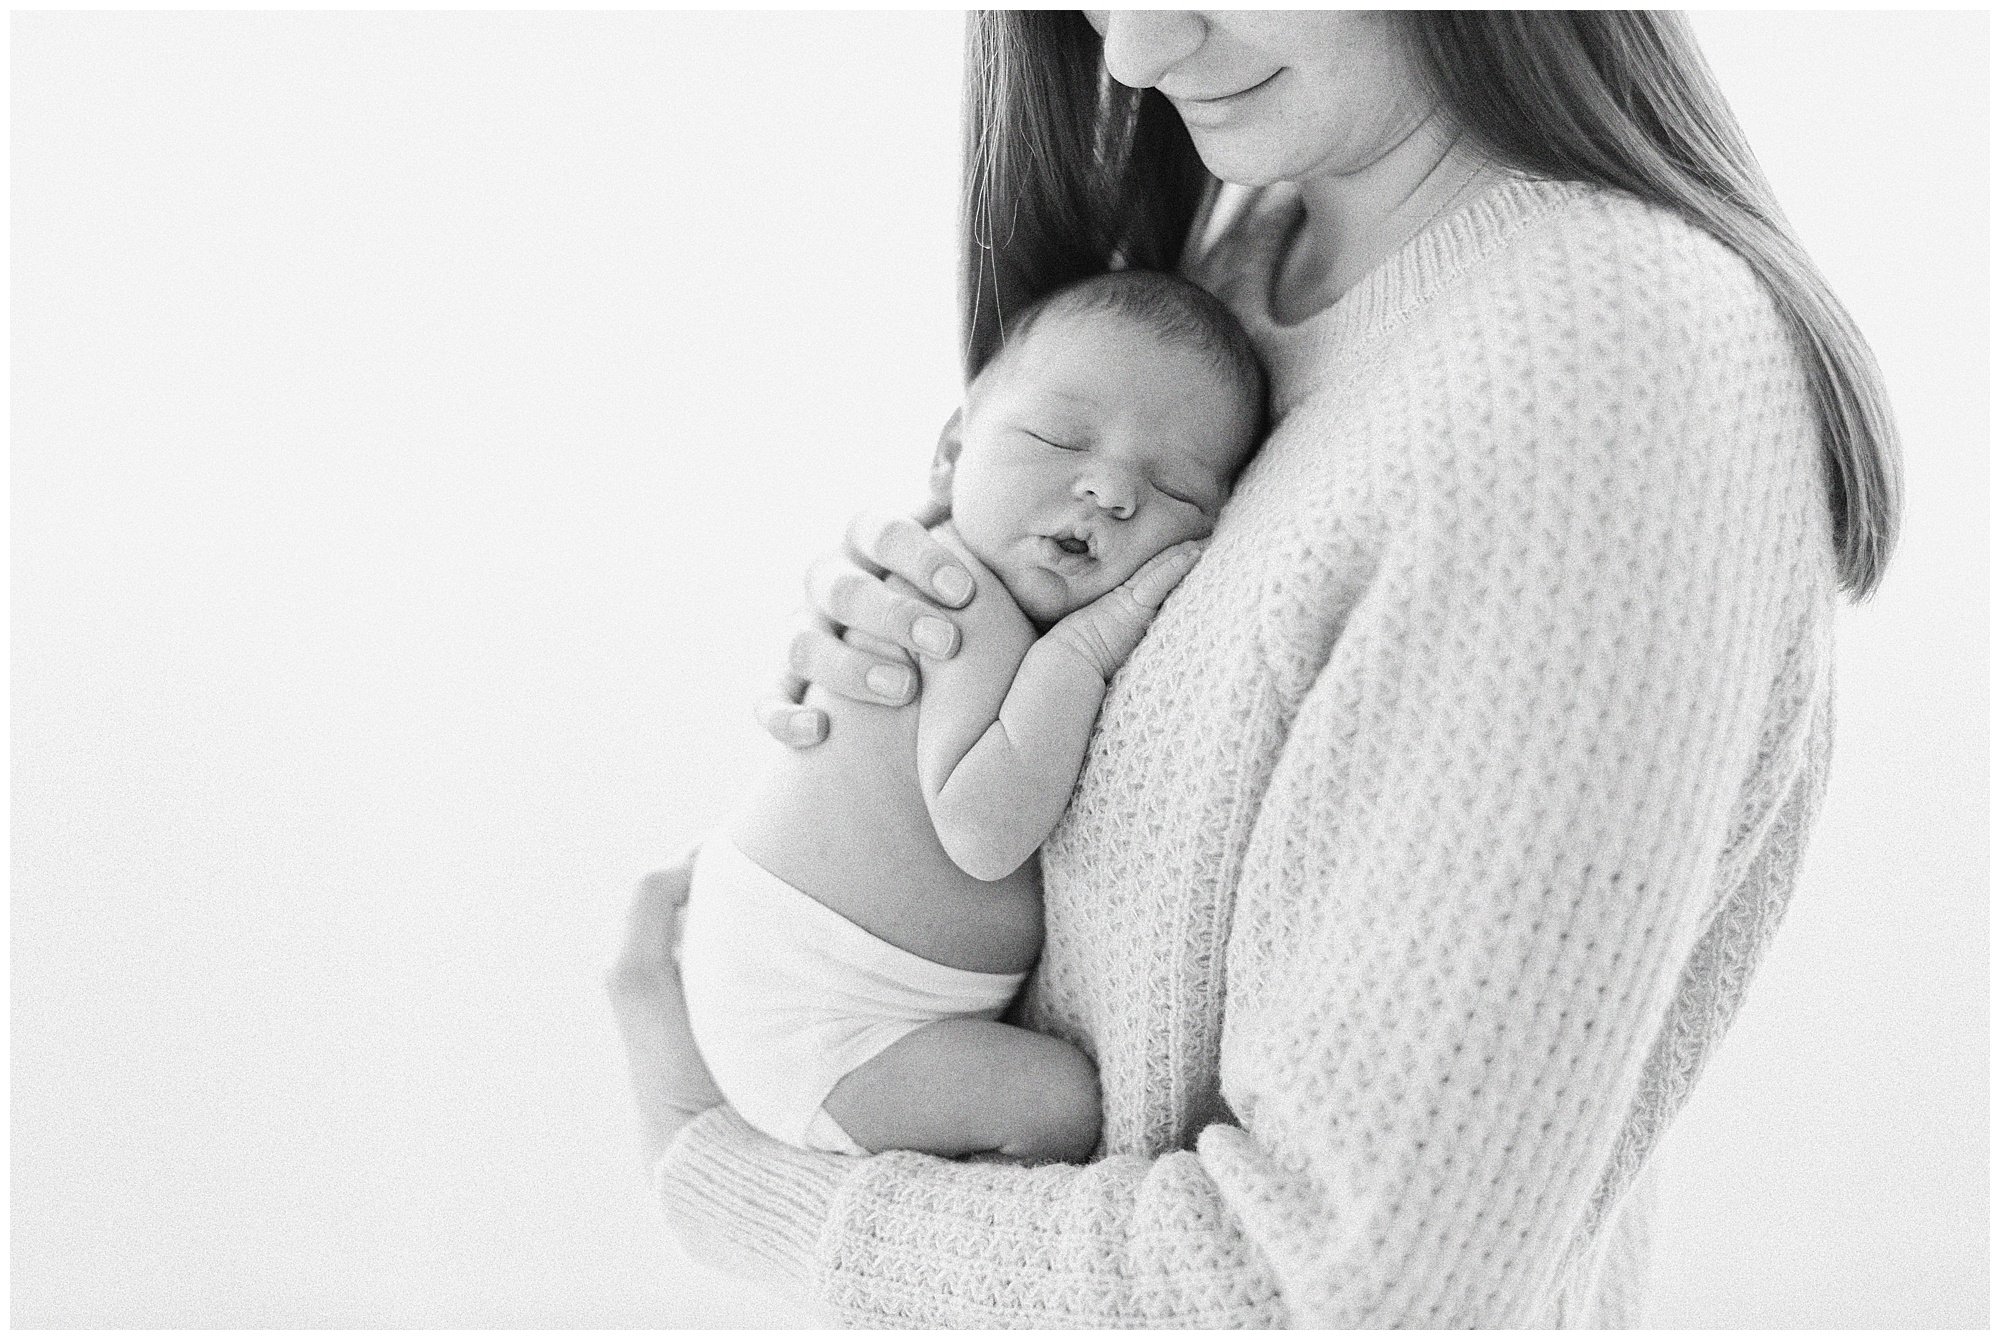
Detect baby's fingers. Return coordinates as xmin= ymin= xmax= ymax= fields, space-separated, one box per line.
xmin=1124 ymin=540 xmax=1207 ymax=610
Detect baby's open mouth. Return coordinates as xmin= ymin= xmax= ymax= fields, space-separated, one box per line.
xmin=1042 ymin=529 xmax=1098 ymax=573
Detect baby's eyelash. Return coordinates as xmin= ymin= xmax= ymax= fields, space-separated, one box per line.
xmin=1026 ymin=431 xmax=1081 ymax=452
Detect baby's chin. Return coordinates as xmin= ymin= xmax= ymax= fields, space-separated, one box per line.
xmin=997 ymin=561 xmax=1105 ymax=629
xmin=955 ymin=528 xmax=1136 ymax=626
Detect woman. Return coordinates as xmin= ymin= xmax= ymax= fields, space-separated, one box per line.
xmin=610 ymin=11 xmax=1898 ymax=1327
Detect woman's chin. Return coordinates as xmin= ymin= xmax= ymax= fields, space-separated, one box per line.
xmin=1181 ymin=130 xmax=1290 ymax=188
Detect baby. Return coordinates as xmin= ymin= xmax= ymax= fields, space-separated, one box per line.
xmin=683 ymin=270 xmax=1265 ymax=1162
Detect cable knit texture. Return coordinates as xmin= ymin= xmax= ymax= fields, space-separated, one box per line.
xmin=656 ymin=177 xmax=1838 ymax=1327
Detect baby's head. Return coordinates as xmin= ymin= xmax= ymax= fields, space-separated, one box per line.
xmin=938 ymin=270 xmax=1266 ymax=626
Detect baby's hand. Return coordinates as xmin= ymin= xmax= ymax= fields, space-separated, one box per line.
xmin=1047 ymin=540 xmax=1205 ymax=681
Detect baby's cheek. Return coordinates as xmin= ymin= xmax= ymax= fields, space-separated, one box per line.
xmin=1090 ymin=554 xmax=1150 ymax=603
xmin=1145 ymin=514 xmax=1209 ymax=558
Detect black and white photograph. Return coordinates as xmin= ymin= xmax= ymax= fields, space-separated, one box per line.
xmin=11 ymin=7 xmax=1986 ymax=1329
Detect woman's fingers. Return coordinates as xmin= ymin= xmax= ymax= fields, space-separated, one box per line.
xmin=806 ymin=552 xmax=962 ymax=661
xmin=788 ymin=615 xmax=918 ymax=708
xmin=844 ymin=507 xmax=975 ymax=609
xmin=613 ymin=866 xmax=690 ymax=975
xmin=754 ymin=670 xmax=826 ymax=748
xmin=757 ymin=584 xmax=937 ymax=747
xmin=762 ymin=504 xmax=962 ymax=738
xmin=608 ymin=862 xmax=726 ymax=1161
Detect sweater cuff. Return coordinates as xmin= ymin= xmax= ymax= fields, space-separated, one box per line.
xmin=653 ymin=1106 xmax=853 ymax=1287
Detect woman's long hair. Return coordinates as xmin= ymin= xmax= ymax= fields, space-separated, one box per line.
xmin=961 ymin=11 xmax=1900 ymax=598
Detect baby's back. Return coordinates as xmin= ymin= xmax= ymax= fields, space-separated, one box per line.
xmin=727 ymin=569 xmax=1045 ymax=975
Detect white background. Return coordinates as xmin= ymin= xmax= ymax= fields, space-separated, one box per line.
xmin=10 ymin=10 xmax=1985 ymax=1328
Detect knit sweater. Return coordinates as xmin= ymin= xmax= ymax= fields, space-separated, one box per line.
xmin=657 ymin=177 xmax=1839 ymax=1327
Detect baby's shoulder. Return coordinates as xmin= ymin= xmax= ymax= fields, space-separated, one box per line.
xmin=887 ymin=529 xmax=1037 ymax=708
xmin=925 ymin=525 xmax=1035 ymax=644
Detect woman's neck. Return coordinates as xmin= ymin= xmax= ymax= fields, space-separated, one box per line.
xmin=1275 ymin=114 xmax=1511 ymax=325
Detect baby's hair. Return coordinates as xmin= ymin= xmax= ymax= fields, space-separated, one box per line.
xmin=1001 ymin=270 xmax=1267 ymax=435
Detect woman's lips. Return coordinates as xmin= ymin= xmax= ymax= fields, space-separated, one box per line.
xmin=1170 ymin=69 xmax=1281 ymax=125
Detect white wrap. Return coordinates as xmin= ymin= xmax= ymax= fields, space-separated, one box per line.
xmin=681 ymin=836 xmax=1027 ymax=1156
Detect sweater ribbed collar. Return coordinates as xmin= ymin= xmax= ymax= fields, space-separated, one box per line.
xmin=1200 ymin=176 xmax=1594 ymax=414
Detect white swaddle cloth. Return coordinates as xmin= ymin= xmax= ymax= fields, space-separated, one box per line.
xmin=680 ymin=835 xmax=1027 ymax=1156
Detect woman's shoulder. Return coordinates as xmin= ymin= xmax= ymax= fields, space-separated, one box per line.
xmin=1423 ymin=184 xmax=1812 ymax=437
xmin=1322 ymin=181 xmax=1821 ymax=526
xmin=1340 ymin=181 xmax=1806 ymax=469
xmin=1466 ymin=181 xmax=1782 ymax=345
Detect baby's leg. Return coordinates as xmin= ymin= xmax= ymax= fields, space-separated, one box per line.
xmin=820 ymin=1019 xmax=1100 ymax=1164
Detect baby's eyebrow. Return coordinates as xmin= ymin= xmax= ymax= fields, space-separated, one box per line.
xmin=1038 ymin=385 xmax=1094 ymax=404
xmin=1010 ymin=399 xmax=1097 ymax=441
xmin=1018 ymin=380 xmax=1103 ymax=414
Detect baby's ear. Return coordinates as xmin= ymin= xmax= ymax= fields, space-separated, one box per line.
xmin=928 ymin=408 xmax=964 ymax=511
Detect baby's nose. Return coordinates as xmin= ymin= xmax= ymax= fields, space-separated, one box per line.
xmin=1076 ymin=474 xmax=1136 ymax=520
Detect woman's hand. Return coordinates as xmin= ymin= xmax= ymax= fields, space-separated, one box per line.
xmin=756 ymin=498 xmax=977 ymax=747
xmin=607 ymin=853 xmax=724 ymax=1165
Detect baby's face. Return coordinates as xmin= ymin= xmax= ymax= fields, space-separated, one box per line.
xmin=948 ymin=309 xmax=1258 ymax=625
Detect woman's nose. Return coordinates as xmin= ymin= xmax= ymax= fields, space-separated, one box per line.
xmin=1097 ymin=11 xmax=1207 ymax=90
xmin=1076 ymin=471 xmax=1137 ymax=521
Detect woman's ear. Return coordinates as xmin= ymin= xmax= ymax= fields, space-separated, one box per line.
xmin=928 ymin=408 xmax=964 ymax=513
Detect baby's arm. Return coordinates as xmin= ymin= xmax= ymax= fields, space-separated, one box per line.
xmin=916 ymin=541 xmax=1203 ymax=882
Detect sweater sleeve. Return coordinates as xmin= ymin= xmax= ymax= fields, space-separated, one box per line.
xmin=654 ymin=227 xmax=1822 ymax=1326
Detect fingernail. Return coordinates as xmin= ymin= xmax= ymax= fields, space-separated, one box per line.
xmin=866 ymin=665 xmax=914 ymax=700
xmin=789 ymin=712 xmax=823 ymax=744
xmin=912 ymin=616 xmax=955 ymax=657
xmin=932 ymin=566 xmax=973 ymax=604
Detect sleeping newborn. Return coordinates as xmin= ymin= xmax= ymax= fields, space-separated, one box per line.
xmin=683 ymin=269 xmax=1265 ymax=1161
